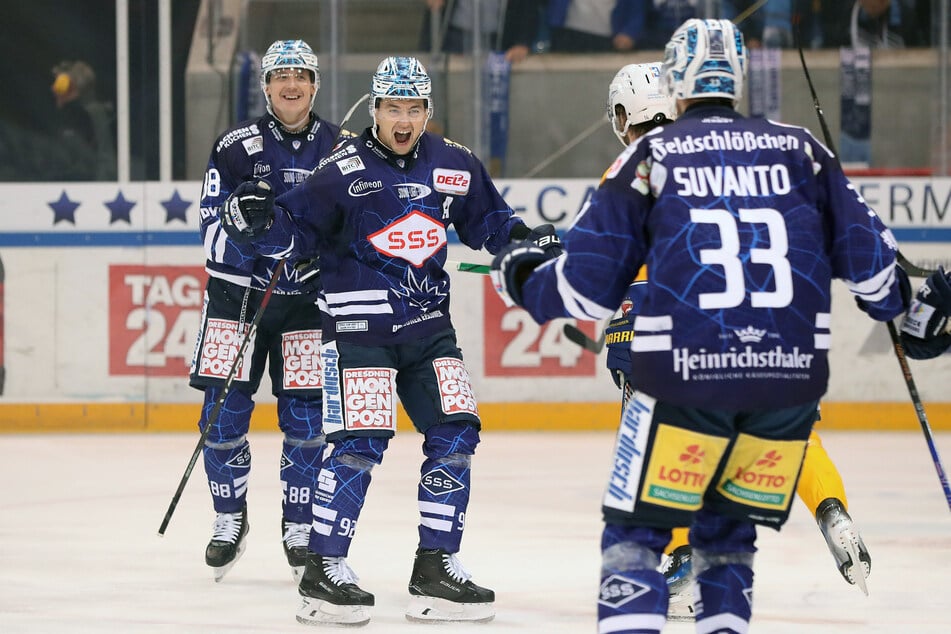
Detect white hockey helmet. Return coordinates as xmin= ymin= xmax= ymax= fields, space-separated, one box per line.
xmin=607 ymin=63 xmax=677 ymax=145
xmin=369 ymin=56 xmax=433 ymax=123
xmin=661 ymin=19 xmax=747 ymax=107
xmin=260 ymin=39 xmax=320 ymax=113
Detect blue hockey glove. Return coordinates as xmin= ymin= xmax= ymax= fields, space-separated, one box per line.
xmin=526 ymin=223 xmax=564 ymax=258
xmin=293 ymin=258 xmax=321 ymax=304
xmin=900 ymin=266 xmax=951 ymax=359
xmin=604 ymin=315 xmax=634 ymax=389
xmin=220 ymin=180 xmax=274 ymax=243
xmin=491 ymin=243 xmax=553 ymax=308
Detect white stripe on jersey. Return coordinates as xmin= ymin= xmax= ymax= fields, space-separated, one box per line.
xmin=553 ymin=256 xmax=615 ymax=320
xmin=324 ymin=289 xmax=393 ymax=316
xmin=846 ymin=262 xmax=897 ymax=303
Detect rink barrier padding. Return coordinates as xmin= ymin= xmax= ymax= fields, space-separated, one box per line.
xmin=0 ymin=402 xmax=950 ymax=433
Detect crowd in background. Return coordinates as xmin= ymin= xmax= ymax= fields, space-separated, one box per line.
xmin=0 ymin=0 xmax=937 ymax=183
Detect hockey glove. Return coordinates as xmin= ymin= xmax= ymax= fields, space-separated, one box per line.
xmin=900 ymin=266 xmax=951 ymax=359
xmin=491 ymin=243 xmax=552 ymax=308
xmin=526 ymin=223 xmax=564 ymax=258
xmin=293 ymin=258 xmax=322 ymax=305
xmin=220 ymin=180 xmax=274 ymax=243
xmin=604 ymin=315 xmax=634 ymax=388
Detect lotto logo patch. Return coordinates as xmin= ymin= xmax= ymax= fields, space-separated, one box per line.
xmin=281 ymin=329 xmax=322 ymax=389
xmin=598 ymin=574 xmax=649 ymax=608
xmin=343 ymin=367 xmax=397 ymax=431
xmin=640 ymin=424 xmax=730 ymax=511
xmin=197 ymin=318 xmax=252 ymax=382
xmin=716 ymin=434 xmax=805 ymax=510
xmin=420 ymin=467 xmax=464 ymax=496
xmin=433 ymin=357 xmax=478 ymax=416
xmin=432 ymin=168 xmax=470 ymax=195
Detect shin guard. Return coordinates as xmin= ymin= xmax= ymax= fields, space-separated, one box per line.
xmin=417 ymin=424 xmax=480 ymax=552
xmin=308 ymin=436 xmax=387 ymax=557
xmin=598 ymin=524 xmax=669 ymax=634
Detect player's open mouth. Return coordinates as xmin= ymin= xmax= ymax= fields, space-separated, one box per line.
xmin=395 ymin=131 xmax=411 ymax=143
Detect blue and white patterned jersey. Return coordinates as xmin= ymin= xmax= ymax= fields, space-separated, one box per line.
xmin=252 ymin=128 xmax=526 ymax=345
xmin=518 ymin=104 xmax=905 ymax=410
xmin=198 ymin=112 xmax=342 ymax=292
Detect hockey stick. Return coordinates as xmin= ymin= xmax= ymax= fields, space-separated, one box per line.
xmin=446 ymin=259 xmax=491 ymax=275
xmin=796 ymin=38 xmax=951 ymax=514
xmin=158 ymin=94 xmax=372 ymax=536
xmin=563 ymin=323 xmax=605 ymax=354
xmin=158 ymin=263 xmax=283 ymax=536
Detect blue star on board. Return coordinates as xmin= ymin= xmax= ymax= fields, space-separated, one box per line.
xmin=161 ymin=189 xmax=192 ymax=223
xmin=49 ymin=190 xmax=80 ymax=225
xmin=106 ymin=191 xmax=136 ymax=224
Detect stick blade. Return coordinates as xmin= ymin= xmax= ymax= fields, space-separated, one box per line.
xmin=562 ymin=323 xmax=604 ymax=353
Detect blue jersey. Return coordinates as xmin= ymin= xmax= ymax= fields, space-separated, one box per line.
xmin=519 ymin=104 xmax=905 ymax=410
xmin=198 ymin=113 xmax=342 ymax=292
xmin=253 ymin=128 xmax=526 ymax=345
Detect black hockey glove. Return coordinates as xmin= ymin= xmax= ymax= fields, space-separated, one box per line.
xmin=491 ymin=243 xmax=553 ymax=308
xmin=293 ymin=258 xmax=321 ymax=304
xmin=604 ymin=315 xmax=634 ymax=389
xmin=526 ymin=223 xmax=564 ymax=258
xmin=220 ymin=180 xmax=274 ymax=243
xmin=900 ymin=266 xmax=951 ymax=359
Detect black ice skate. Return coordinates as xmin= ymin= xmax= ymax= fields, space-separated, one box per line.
xmin=406 ymin=548 xmax=495 ymax=623
xmin=205 ymin=505 xmax=249 ymax=582
xmin=281 ymin=518 xmax=309 ymax=583
xmin=660 ymin=544 xmax=695 ymax=622
xmin=296 ymin=554 xmax=374 ymax=626
xmin=816 ymin=497 xmax=871 ymax=595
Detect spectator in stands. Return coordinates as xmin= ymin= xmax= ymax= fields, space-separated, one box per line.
xmin=419 ymin=0 xmax=543 ymax=63
xmin=49 ymin=60 xmax=116 ymax=180
xmin=721 ymin=0 xmax=795 ymax=48
xmin=818 ymin=0 xmax=931 ymax=49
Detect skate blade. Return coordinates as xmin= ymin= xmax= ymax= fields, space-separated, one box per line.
xmin=839 ymin=532 xmax=870 ymax=596
xmin=291 ymin=565 xmax=304 ymax=584
xmin=667 ymin=593 xmax=696 ymax=622
xmin=297 ymin=597 xmax=371 ymax=627
xmin=405 ymin=596 xmax=495 ymax=623
xmin=210 ymin=539 xmax=248 ymax=583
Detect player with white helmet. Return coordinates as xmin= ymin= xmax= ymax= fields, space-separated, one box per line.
xmin=217 ymin=55 xmax=560 ymax=626
xmin=492 ymin=18 xmax=913 ymax=632
xmin=190 ymin=38 xmax=345 ymax=583
xmin=606 ymin=62 xmax=676 ymax=146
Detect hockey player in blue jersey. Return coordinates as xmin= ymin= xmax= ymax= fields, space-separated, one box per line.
xmin=489 ymin=18 xmax=943 ymax=633
xmin=189 ymin=40 xmax=345 ymax=583
xmin=217 ymin=55 xmax=557 ymax=626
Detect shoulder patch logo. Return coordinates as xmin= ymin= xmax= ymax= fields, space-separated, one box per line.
xmin=242 ymin=136 xmax=264 ymax=155
xmin=433 ymin=168 xmax=470 ymax=195
xmin=336 ymin=156 xmax=365 ymax=175
xmin=396 ymin=183 xmax=433 ymax=201
xmin=348 ymin=178 xmax=384 ymax=197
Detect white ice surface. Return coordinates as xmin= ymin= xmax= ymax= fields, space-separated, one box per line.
xmin=1 ymin=430 xmax=950 ymax=633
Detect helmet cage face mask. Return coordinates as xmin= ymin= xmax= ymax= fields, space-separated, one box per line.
xmin=260 ymin=39 xmax=320 ymax=115
xmin=662 ymin=19 xmax=747 ymax=106
xmin=369 ymin=56 xmax=433 ymax=130
xmin=607 ymin=62 xmax=677 ymax=145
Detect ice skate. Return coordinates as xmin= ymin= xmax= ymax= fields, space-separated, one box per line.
xmin=816 ymin=497 xmax=871 ymax=595
xmin=205 ymin=505 xmax=249 ymax=582
xmin=660 ymin=544 xmax=695 ymax=622
xmin=296 ymin=554 xmax=374 ymax=626
xmin=406 ymin=548 xmax=495 ymax=623
xmin=282 ymin=518 xmax=309 ymax=583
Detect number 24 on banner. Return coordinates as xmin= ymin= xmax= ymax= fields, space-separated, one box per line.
xmin=482 ymin=277 xmax=597 ymax=377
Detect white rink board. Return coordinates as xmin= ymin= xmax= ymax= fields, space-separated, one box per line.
xmin=0 ymin=180 xmax=948 ymax=405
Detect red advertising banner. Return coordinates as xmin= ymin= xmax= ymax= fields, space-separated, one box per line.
xmin=482 ymin=277 xmax=598 ymax=377
xmin=109 ymin=265 xmax=207 ymax=376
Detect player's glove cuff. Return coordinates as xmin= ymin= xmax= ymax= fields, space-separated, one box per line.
xmin=900 ymin=266 xmax=951 ymax=359
xmin=293 ymin=258 xmax=322 ymax=304
xmin=491 ymin=242 xmax=551 ymax=308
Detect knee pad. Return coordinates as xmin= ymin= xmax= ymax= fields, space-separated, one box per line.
xmin=422 ymin=422 xmax=480 ymax=459
xmin=200 ymin=386 xmax=253 ymax=443
xmin=278 ymin=393 xmax=323 ymax=439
